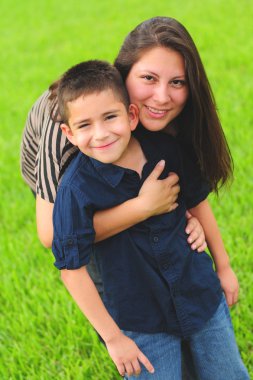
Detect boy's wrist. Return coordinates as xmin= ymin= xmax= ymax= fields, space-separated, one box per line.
xmin=103 ymin=328 xmax=123 ymax=345
xmin=132 ymin=196 xmax=153 ymax=220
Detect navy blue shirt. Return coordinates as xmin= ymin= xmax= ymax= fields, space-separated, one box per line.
xmin=52 ymin=126 xmax=222 ymax=338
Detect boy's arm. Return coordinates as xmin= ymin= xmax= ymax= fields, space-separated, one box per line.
xmin=36 ymin=166 xmax=179 ymax=247
xmin=189 ymin=199 xmax=239 ymax=306
xmin=60 ymin=266 xmax=154 ymax=377
xmin=37 ymin=161 xmax=205 ymax=251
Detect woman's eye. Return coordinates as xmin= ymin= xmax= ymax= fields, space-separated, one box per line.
xmin=142 ymin=75 xmax=155 ymax=82
xmin=171 ymin=79 xmax=186 ymax=88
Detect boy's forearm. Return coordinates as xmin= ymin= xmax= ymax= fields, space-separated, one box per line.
xmin=189 ymin=199 xmax=230 ymax=271
xmin=61 ymin=266 xmax=121 ymax=343
xmin=94 ymin=197 xmax=149 ymax=242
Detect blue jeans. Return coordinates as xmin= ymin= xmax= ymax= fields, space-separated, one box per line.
xmin=123 ymin=296 xmax=249 ymax=379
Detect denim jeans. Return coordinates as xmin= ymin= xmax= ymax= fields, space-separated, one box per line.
xmin=123 ymin=295 xmax=249 ymax=380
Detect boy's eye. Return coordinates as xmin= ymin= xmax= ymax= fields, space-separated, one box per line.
xmin=105 ymin=114 xmax=117 ymax=120
xmin=78 ymin=123 xmax=89 ymax=129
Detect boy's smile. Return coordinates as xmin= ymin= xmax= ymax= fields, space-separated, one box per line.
xmin=61 ymin=89 xmax=139 ymax=166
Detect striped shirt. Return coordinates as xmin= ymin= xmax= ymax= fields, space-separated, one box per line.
xmin=20 ymin=90 xmax=78 ymax=203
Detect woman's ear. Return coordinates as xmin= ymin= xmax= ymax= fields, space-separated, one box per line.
xmin=60 ymin=124 xmax=77 ymax=145
xmin=128 ymin=104 xmax=139 ymax=131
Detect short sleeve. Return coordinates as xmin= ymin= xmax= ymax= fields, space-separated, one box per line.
xmin=52 ymin=185 xmax=95 ymax=270
xmin=179 ymin=147 xmax=211 ymax=209
xmin=34 ymin=92 xmax=77 ymax=203
xmin=21 ymin=90 xmax=78 ymax=203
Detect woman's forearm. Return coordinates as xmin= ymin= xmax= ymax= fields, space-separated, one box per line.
xmin=36 ymin=195 xmax=54 ymax=248
xmin=189 ymin=199 xmax=230 ymax=270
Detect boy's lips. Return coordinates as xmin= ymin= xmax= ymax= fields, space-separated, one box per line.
xmin=91 ymin=140 xmax=118 ymax=150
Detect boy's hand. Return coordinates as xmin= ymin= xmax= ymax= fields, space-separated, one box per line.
xmin=138 ymin=160 xmax=180 ymax=217
xmin=185 ymin=211 xmax=207 ymax=252
xmin=106 ymin=332 xmax=154 ymax=377
xmin=217 ymin=266 xmax=239 ymax=307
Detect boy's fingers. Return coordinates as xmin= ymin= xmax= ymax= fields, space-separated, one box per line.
xmin=132 ymin=359 xmax=141 ymax=376
xmin=138 ymin=351 xmax=155 ymax=374
xmin=166 ymin=172 xmax=179 ymax=185
xmin=117 ymin=363 xmax=126 ymax=377
xmin=148 ymin=160 xmax=165 ymax=179
xmin=124 ymin=361 xmax=134 ymax=377
xmin=170 ymin=203 xmax=179 ymax=211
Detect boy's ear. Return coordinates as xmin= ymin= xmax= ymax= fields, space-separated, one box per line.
xmin=60 ymin=124 xmax=77 ymax=145
xmin=128 ymin=104 xmax=139 ymax=131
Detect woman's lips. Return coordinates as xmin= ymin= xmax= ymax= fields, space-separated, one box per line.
xmin=145 ymin=105 xmax=169 ymax=118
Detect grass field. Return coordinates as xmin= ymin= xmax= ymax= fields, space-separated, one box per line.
xmin=0 ymin=0 xmax=252 ymax=378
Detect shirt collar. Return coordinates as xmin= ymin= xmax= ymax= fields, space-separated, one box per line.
xmin=88 ymin=124 xmax=165 ymax=187
xmin=90 ymin=158 xmax=126 ymax=188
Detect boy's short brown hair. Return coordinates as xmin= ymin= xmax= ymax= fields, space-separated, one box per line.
xmin=57 ymin=60 xmax=130 ymax=124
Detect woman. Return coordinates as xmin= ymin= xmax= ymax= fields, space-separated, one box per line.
xmin=20 ymin=16 xmax=221 ymax=379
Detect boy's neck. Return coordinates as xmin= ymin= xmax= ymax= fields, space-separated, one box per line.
xmin=114 ymin=136 xmax=147 ymax=176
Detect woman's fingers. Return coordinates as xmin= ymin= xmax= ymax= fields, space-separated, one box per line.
xmin=185 ymin=215 xmax=206 ymax=251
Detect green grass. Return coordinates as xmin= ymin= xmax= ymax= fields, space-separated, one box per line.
xmin=1 ymin=0 xmax=253 ymax=378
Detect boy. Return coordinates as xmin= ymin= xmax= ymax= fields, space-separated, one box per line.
xmin=52 ymin=60 xmax=248 ymax=379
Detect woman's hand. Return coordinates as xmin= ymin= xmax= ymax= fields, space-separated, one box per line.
xmin=185 ymin=211 xmax=207 ymax=252
xmin=217 ymin=266 xmax=239 ymax=307
xmin=106 ymin=331 xmax=154 ymax=377
xmin=138 ymin=160 xmax=180 ymax=217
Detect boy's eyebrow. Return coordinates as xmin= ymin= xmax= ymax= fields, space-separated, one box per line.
xmin=72 ymin=118 xmax=91 ymax=127
xmin=102 ymin=109 xmax=120 ymax=116
xmin=72 ymin=109 xmax=121 ymax=127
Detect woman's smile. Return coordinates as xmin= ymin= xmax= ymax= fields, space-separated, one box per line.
xmin=126 ymin=46 xmax=188 ymax=131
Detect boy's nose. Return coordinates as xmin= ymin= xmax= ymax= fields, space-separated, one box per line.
xmin=93 ymin=123 xmax=110 ymax=140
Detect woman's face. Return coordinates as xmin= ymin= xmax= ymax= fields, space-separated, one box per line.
xmin=125 ymin=46 xmax=189 ymax=132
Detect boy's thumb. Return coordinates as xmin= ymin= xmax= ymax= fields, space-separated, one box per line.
xmin=149 ymin=160 xmax=165 ymax=179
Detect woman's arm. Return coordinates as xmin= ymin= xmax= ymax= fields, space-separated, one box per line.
xmin=36 ymin=195 xmax=54 ymax=248
xmin=189 ymin=199 xmax=239 ymax=306
xmin=61 ymin=267 xmax=154 ymax=377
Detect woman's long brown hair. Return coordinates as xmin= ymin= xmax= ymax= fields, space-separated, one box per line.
xmin=114 ymin=17 xmax=233 ymax=193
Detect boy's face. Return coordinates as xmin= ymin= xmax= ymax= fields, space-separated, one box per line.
xmin=61 ymin=89 xmax=139 ymax=165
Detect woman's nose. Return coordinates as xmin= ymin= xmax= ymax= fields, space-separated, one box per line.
xmin=153 ymin=84 xmax=171 ymax=104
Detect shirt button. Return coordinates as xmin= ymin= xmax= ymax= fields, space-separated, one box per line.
xmin=67 ymin=239 xmax=73 ymax=245
xmin=153 ymin=236 xmax=159 ymax=242
xmin=162 ymin=262 xmax=169 ymax=270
